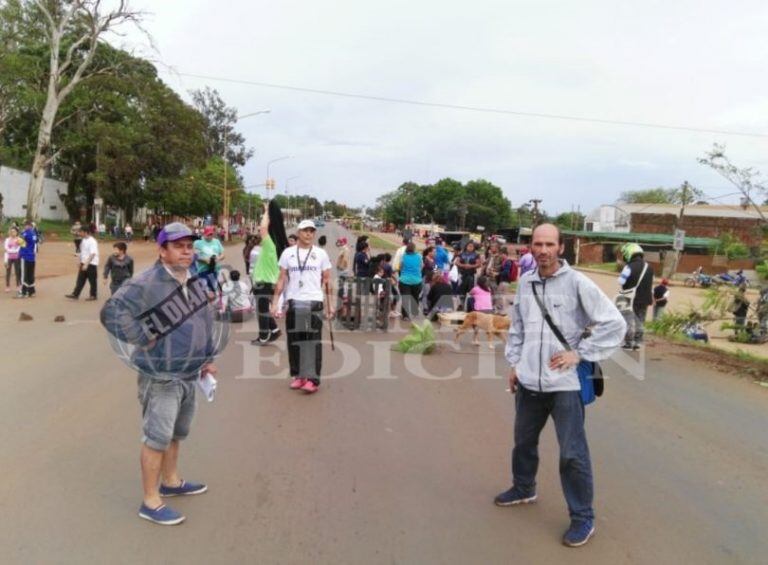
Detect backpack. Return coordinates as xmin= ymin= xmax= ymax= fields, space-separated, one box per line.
xmin=500 ymin=258 xmax=518 ymax=283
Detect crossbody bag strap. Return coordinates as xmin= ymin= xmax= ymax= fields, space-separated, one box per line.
xmin=624 ymin=262 xmax=649 ymax=293
xmin=531 ymin=282 xmax=572 ymax=352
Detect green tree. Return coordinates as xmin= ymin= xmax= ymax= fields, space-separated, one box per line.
xmin=619 ymin=184 xmax=703 ymax=205
xmin=377 ymin=178 xmax=512 ymax=231
xmin=190 ymin=86 xmax=254 ymax=169
xmin=554 ymin=211 xmax=586 ymax=231
xmin=3 ymin=0 xmax=146 ymax=221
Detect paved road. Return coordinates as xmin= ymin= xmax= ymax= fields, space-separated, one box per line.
xmin=1 ymin=223 xmax=767 ymax=564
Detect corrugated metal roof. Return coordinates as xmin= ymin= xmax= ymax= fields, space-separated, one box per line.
xmin=562 ymin=230 xmax=719 ymax=247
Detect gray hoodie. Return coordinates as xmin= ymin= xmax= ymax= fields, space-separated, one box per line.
xmin=505 ymin=260 xmax=626 ymax=392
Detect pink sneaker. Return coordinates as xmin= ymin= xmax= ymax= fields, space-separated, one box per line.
xmin=289 ymin=378 xmax=306 ymax=390
xmin=300 ymin=380 xmax=319 ymax=394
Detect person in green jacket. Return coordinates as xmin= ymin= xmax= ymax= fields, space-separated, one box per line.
xmin=251 ymin=203 xmax=282 ymax=345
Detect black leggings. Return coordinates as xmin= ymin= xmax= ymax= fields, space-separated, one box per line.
xmin=286 ymin=301 xmax=324 ymax=383
xmin=252 ymin=282 xmax=278 ymax=341
xmin=398 ymin=282 xmax=422 ymax=319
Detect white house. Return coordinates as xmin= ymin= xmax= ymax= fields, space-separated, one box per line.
xmin=0 ymin=165 xmax=69 ymax=221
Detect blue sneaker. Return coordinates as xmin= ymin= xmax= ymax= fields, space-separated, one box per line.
xmin=562 ymin=520 xmax=595 ymax=547
xmin=159 ymin=480 xmax=208 ymax=497
xmin=493 ymin=486 xmax=537 ymax=507
xmin=138 ymin=503 xmax=185 ymax=525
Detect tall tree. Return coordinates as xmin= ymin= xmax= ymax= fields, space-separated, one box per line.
xmin=699 ymin=143 xmax=767 ymax=224
xmin=619 ymin=185 xmax=703 ymax=205
xmin=190 ymin=86 xmax=254 ymax=169
xmin=15 ymin=0 xmax=145 ymax=221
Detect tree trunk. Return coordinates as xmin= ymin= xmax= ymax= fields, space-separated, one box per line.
xmin=25 ymin=96 xmax=59 ymax=222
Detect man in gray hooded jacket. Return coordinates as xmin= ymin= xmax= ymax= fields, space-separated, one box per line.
xmin=495 ymin=224 xmax=626 ymax=547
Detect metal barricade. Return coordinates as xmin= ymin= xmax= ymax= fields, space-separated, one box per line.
xmin=336 ymin=275 xmax=391 ymax=332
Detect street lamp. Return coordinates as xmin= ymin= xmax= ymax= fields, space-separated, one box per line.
xmin=222 ymin=109 xmax=270 ymax=241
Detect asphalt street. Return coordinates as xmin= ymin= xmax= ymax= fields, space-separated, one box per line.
xmin=1 ymin=222 xmax=767 ymax=564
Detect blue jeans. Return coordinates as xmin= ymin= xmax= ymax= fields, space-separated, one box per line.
xmin=512 ymin=386 xmax=594 ymax=523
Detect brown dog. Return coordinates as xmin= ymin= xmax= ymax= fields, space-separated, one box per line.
xmin=454 ymin=311 xmax=510 ymax=349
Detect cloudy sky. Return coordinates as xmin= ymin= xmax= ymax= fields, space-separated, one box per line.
xmin=120 ymin=0 xmax=768 ymax=215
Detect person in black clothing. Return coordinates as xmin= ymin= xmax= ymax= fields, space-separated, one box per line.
xmin=619 ymin=243 xmax=654 ymax=349
xmin=731 ymin=283 xmax=750 ymax=329
xmin=103 ymin=242 xmax=134 ymax=295
xmin=456 ymin=241 xmax=481 ymax=310
xmin=426 ymin=271 xmax=454 ymax=320
xmin=354 ymin=241 xmax=371 ymax=278
xmin=652 ymin=278 xmax=670 ymax=320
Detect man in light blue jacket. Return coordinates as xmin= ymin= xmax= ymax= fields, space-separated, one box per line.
xmin=496 ymin=223 xmax=626 ymax=548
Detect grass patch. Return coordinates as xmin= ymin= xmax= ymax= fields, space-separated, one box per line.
xmin=580 ymin=262 xmax=620 ymax=273
xmin=1 ymin=218 xmax=73 ymax=240
xmin=362 ymin=233 xmax=399 ymax=252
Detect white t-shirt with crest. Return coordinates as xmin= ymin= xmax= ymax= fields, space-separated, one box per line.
xmin=278 ymin=245 xmax=331 ymax=302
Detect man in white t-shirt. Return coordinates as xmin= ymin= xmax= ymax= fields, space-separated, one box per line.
xmin=66 ymin=224 xmax=100 ymax=300
xmin=271 ymin=219 xmax=333 ymax=394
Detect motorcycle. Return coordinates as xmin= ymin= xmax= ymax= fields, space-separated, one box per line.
xmin=714 ymin=269 xmax=750 ymax=288
xmin=683 ymin=267 xmax=712 ymax=288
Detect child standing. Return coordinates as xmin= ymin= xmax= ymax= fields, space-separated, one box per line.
xmin=652 ymin=278 xmax=670 ymax=320
xmin=221 ymin=270 xmax=254 ymax=323
xmin=4 ymin=227 xmax=23 ymax=293
xmin=103 ymin=242 xmax=134 ymax=295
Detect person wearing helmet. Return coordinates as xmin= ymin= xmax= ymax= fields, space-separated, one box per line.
xmin=618 ymin=243 xmax=654 ymax=349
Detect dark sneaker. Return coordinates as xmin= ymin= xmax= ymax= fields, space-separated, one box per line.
xmin=493 ymin=487 xmax=537 ymax=507
xmin=85 ymin=296 xmax=97 ymax=301
xmin=267 ymin=329 xmax=282 ymax=343
xmin=138 ymin=503 xmax=185 ymax=525
xmin=251 ymin=337 xmax=269 ymax=346
xmin=159 ymin=480 xmax=207 ymax=497
xmin=562 ymin=520 xmax=595 ymax=547
xmin=621 ymin=343 xmax=633 ymax=350
xmin=65 ymin=294 xmax=78 ymax=300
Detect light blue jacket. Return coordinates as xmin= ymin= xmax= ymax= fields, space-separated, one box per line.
xmin=505 ymin=261 xmax=626 ymax=392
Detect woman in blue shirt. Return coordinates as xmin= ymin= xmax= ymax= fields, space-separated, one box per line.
xmin=397 ymin=242 xmax=423 ymax=320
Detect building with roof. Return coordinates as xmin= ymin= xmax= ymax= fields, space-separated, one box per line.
xmin=0 ymin=165 xmax=69 ymax=221
xmin=584 ymin=203 xmax=767 ymax=248
xmin=561 ymin=229 xmax=756 ymax=275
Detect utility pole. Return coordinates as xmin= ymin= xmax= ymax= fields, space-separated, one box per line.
xmin=529 ymin=199 xmax=542 ymax=226
xmin=666 ymin=181 xmax=690 ymax=277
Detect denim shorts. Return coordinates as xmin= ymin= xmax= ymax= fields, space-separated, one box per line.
xmin=137 ymin=374 xmax=196 ymax=451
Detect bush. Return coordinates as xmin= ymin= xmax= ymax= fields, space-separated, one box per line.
xmin=713 ymin=232 xmax=750 ymax=259
xmin=757 ymin=261 xmax=768 ymax=281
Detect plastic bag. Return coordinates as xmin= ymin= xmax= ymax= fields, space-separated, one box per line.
xmin=449 ymin=264 xmax=459 ymax=283
xmin=392 ymin=320 xmax=436 ymax=354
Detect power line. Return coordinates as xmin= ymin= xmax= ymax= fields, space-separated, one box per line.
xmin=172 ymin=70 xmax=768 ymax=139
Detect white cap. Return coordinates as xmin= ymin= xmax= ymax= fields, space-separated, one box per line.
xmin=297 ymin=219 xmax=316 ymax=230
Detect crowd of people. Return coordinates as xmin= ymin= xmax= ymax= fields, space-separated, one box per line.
xmin=7 ymin=208 xmax=766 ymax=547
xmin=346 ymin=234 xmax=535 ymax=321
